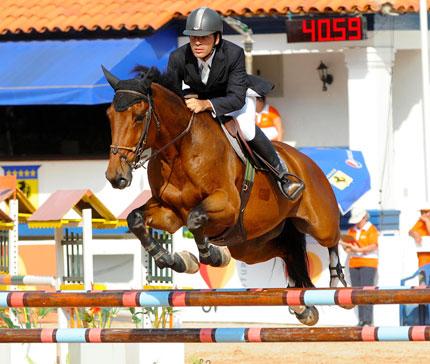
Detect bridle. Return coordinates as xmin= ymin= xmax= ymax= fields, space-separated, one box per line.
xmin=110 ymin=89 xmax=194 ymax=170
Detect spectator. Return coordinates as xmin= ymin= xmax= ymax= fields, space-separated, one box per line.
xmin=408 ymin=205 xmax=430 ymax=267
xmin=340 ymin=207 xmax=379 ymax=326
xmin=255 ymin=96 xmax=284 ymax=142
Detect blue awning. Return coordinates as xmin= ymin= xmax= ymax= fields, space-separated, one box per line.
xmin=0 ymin=28 xmax=177 ymax=105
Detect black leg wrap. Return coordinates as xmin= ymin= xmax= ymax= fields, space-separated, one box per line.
xmin=199 ymin=245 xmax=223 ymax=267
xmin=127 ymin=208 xmax=145 ymax=231
xmin=154 ymin=252 xmax=174 ymax=269
xmin=330 ymin=263 xmax=348 ymax=287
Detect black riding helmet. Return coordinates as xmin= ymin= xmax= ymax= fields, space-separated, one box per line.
xmin=183 ymin=7 xmax=223 ymax=36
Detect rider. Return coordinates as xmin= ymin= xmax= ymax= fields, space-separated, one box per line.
xmin=166 ymin=7 xmax=304 ymax=200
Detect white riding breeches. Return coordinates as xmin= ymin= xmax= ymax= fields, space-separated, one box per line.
xmin=226 ymin=89 xmax=260 ymax=141
xmin=182 ymin=81 xmax=259 ymax=141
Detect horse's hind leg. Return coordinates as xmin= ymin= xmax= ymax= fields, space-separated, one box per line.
xmin=280 ymin=219 xmax=319 ymax=326
xmin=328 ymin=246 xmax=354 ymax=309
xmin=328 ymin=245 xmax=348 ymax=287
xmin=127 ymin=201 xmax=199 ymax=274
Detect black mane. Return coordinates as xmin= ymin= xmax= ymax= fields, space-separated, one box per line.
xmin=133 ymin=65 xmax=180 ymax=97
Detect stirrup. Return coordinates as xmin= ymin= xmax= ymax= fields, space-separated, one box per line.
xmin=277 ymin=173 xmax=305 ymax=201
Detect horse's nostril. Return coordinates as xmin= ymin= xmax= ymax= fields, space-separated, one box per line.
xmin=117 ymin=177 xmax=128 ymax=189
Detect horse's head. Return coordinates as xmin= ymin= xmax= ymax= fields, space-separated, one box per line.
xmin=103 ymin=66 xmax=158 ymax=189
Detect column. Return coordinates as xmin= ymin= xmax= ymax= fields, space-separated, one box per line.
xmin=344 ymin=47 xmax=396 ymax=209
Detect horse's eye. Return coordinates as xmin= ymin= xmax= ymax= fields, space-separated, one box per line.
xmin=135 ymin=114 xmax=144 ymax=123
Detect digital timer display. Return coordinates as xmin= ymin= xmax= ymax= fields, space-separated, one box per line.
xmin=286 ymin=17 xmax=366 ymax=43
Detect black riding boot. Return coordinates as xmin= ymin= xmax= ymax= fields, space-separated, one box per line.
xmin=248 ymin=127 xmax=304 ymax=200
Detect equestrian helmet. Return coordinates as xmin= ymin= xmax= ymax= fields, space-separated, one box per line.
xmin=183 ymin=7 xmax=223 ymax=36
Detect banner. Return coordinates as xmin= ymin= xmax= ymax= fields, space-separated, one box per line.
xmin=2 ymin=165 xmax=41 ymax=207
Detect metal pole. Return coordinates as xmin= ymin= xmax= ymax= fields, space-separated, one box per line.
xmin=420 ymin=0 xmax=430 ymax=200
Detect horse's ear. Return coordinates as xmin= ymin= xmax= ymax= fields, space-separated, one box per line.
xmin=101 ymin=65 xmax=119 ymax=89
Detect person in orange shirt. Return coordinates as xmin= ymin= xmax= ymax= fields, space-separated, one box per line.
xmin=255 ymin=96 xmax=284 ymax=142
xmin=408 ymin=206 xmax=430 ymax=267
xmin=340 ymin=207 xmax=379 ymax=326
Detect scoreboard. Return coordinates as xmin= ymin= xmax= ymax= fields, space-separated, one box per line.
xmin=286 ymin=16 xmax=366 ymax=43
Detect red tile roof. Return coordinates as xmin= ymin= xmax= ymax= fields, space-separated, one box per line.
xmin=0 ymin=1 xmax=426 ymax=36
xmin=118 ymin=190 xmax=152 ymax=221
xmin=0 ymin=187 xmax=36 ymax=220
xmin=28 ymin=189 xmax=117 ymax=227
xmin=0 ymin=209 xmax=13 ymax=223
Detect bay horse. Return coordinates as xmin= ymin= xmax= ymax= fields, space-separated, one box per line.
xmin=103 ymin=66 xmax=346 ymax=326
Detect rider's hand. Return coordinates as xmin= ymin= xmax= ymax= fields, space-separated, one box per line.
xmin=185 ymin=98 xmax=211 ymax=113
xmin=420 ymin=214 xmax=430 ymax=223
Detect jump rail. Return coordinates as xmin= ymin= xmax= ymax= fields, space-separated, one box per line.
xmin=0 ymin=327 xmax=429 ymax=343
xmin=0 ymin=275 xmax=56 ymax=287
xmin=1 ymin=286 xmax=429 ymax=308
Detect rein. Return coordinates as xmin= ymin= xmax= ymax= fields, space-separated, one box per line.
xmin=110 ymin=89 xmax=195 ymax=169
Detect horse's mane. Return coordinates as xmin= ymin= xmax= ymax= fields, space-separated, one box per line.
xmin=133 ymin=65 xmax=180 ymax=97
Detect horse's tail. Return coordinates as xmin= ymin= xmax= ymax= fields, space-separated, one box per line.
xmin=281 ymin=218 xmax=314 ymax=288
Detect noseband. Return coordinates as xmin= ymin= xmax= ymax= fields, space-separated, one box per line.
xmin=110 ymin=89 xmax=194 ymax=170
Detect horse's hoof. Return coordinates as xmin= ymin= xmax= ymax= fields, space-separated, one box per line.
xmin=340 ymin=304 xmax=355 ymax=310
xmin=175 ymin=251 xmax=200 ymax=274
xmin=200 ymin=245 xmax=231 ymax=267
xmin=295 ymin=306 xmax=319 ymax=326
xmin=187 ymin=208 xmax=208 ymax=230
xmin=216 ymin=246 xmax=231 ymax=267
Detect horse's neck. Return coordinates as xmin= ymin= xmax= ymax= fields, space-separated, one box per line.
xmin=152 ymin=85 xmax=192 ymax=149
xmin=151 ymin=85 xmax=226 ymax=157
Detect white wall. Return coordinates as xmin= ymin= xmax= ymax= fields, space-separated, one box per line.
xmin=268 ymin=52 xmax=349 ymax=147
xmin=392 ymin=50 xmax=427 ymax=232
xmin=1 ymin=160 xmax=149 ymax=216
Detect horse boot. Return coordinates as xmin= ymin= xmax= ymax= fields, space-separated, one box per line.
xmin=249 ymin=127 xmax=304 ymax=200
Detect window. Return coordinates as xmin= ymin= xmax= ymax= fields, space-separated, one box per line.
xmin=0 ymin=105 xmax=110 ymax=159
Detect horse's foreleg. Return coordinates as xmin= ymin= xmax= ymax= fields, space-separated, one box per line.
xmin=192 ymin=231 xmax=231 ymax=267
xmin=187 ymin=189 xmax=239 ymax=229
xmin=127 ymin=200 xmax=199 ymax=274
xmin=187 ymin=190 xmax=235 ymax=267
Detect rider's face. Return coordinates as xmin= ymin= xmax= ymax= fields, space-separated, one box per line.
xmin=190 ymin=34 xmax=219 ymax=61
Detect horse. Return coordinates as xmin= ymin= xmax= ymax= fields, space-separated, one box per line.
xmin=103 ymin=66 xmax=347 ymax=326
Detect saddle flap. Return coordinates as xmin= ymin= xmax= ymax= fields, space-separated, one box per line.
xmin=223 ymin=118 xmax=258 ymax=165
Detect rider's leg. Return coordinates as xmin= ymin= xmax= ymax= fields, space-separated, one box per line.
xmin=229 ymin=94 xmax=304 ymax=200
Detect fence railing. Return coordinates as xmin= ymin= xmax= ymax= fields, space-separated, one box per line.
xmin=61 ymin=229 xmax=83 ymax=283
xmin=61 ymin=228 xmax=173 ymax=285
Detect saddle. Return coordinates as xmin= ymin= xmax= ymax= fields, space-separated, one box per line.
xmin=222 ymin=118 xmax=271 ymax=172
